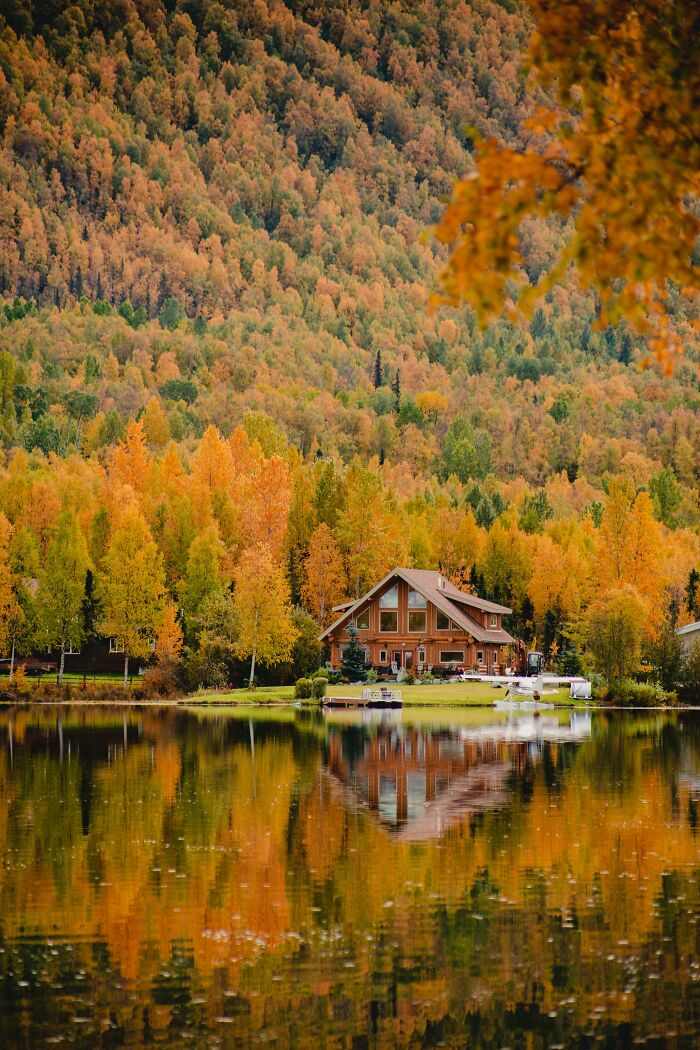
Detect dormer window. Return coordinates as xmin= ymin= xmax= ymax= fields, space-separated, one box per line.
xmin=489 ymin=615 xmax=498 ymax=627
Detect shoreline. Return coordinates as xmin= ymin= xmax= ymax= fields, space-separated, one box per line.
xmin=0 ymin=699 xmax=698 ymax=712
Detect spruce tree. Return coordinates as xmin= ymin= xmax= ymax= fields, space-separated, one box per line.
xmin=341 ymin=624 xmax=366 ymax=682
xmin=373 ymin=350 xmax=383 ymax=388
xmin=687 ymin=569 xmax=700 ymax=620
xmin=392 ymin=369 xmax=401 ymax=411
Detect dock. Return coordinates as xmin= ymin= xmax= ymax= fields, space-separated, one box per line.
xmin=322 ymin=688 xmax=403 ymax=709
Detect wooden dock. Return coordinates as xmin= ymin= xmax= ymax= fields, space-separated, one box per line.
xmin=322 ymin=688 xmax=403 ymax=709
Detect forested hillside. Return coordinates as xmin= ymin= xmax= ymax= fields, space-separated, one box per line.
xmin=0 ymin=0 xmax=699 ymax=688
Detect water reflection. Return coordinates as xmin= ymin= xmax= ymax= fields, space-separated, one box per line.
xmin=0 ymin=706 xmax=699 ymax=1048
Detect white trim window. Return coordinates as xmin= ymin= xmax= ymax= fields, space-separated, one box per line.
xmin=439 ymin=650 xmax=465 ymax=663
xmin=379 ymin=584 xmax=398 ymax=632
xmin=109 ymin=637 xmax=125 ymax=654
xmin=64 ymin=643 xmax=80 ymax=655
xmin=489 ymin=615 xmax=498 ymax=627
xmin=355 ymin=607 xmax=370 ymax=630
xmin=476 ymin=650 xmax=484 ymax=664
xmin=436 ymin=610 xmax=451 ymax=630
xmin=379 ymin=649 xmax=388 ymax=664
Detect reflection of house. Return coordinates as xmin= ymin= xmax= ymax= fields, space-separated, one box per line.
xmin=327 ymin=726 xmax=525 ymax=841
xmin=321 ymin=568 xmax=514 ymax=673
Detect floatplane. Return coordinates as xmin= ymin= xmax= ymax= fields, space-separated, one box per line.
xmin=459 ymin=671 xmax=592 ymax=710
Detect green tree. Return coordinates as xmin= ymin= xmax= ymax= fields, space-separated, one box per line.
xmin=519 ymin=490 xmax=554 ymax=534
xmin=36 ymin=510 xmax=90 ymax=683
xmin=584 ymin=585 xmax=647 ymax=686
xmin=289 ymin=607 xmax=322 ymax=680
xmin=341 ymin=624 xmax=367 ymax=682
xmin=686 ymin=569 xmax=700 ymax=621
xmin=179 ymin=525 xmax=225 ymax=635
xmin=440 ymin=418 xmax=491 ymax=482
xmin=649 ymin=468 xmax=682 ymax=528
xmin=648 ymin=599 xmax=684 ymax=692
xmin=98 ymin=507 xmax=166 ymax=685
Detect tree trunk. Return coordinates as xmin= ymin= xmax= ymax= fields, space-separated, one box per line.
xmin=59 ymin=642 xmax=65 ymax=685
xmin=124 ymin=652 xmax=129 ymax=687
xmin=9 ymin=639 xmax=15 ymax=682
xmin=249 ymin=648 xmax=256 ymax=689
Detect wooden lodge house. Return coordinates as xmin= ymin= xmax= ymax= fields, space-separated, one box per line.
xmin=321 ymin=568 xmax=515 ymax=675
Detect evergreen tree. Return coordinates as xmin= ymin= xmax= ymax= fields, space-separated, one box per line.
xmin=373 ymin=349 xmax=383 ymax=389
xmin=341 ymin=624 xmax=366 ymax=682
xmin=392 ymin=369 xmax=401 ymax=411
xmin=686 ymin=569 xmax=700 ymax=620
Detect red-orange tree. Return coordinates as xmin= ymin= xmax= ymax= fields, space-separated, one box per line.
xmin=435 ymin=1 xmax=700 ymax=362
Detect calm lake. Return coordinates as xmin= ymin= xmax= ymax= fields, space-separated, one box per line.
xmin=1 ymin=706 xmax=700 ymax=1048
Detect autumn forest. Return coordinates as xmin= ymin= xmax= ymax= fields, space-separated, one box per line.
xmin=1 ymin=0 xmax=700 ymax=693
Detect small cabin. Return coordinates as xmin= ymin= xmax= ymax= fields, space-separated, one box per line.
xmin=321 ymin=568 xmax=514 ymax=675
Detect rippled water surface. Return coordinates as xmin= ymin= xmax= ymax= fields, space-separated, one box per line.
xmin=2 ymin=705 xmax=700 ymax=1048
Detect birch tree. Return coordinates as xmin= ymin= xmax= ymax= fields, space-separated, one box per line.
xmin=233 ymin=544 xmax=297 ymax=688
xmin=36 ymin=511 xmax=90 ymax=683
xmin=98 ymin=507 xmax=166 ymax=685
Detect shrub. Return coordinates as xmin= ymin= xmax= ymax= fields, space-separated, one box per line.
xmin=12 ymin=665 xmax=32 ymax=697
xmin=295 ymin=677 xmax=312 ymax=699
xmin=311 ymin=676 xmax=328 ymax=699
xmin=366 ymin=668 xmax=378 ymax=683
xmin=602 ymin=678 xmax=676 ymax=706
xmin=142 ymin=663 xmax=180 ymax=699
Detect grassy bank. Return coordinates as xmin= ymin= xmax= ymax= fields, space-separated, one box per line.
xmin=185 ymin=681 xmax=573 ymax=706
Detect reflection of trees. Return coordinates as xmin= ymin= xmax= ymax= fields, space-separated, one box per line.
xmin=0 ymin=710 xmax=700 ymax=1047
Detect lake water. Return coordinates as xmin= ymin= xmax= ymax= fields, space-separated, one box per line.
xmin=1 ymin=705 xmax=700 ymax=1048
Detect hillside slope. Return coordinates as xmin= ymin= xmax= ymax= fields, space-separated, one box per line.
xmin=0 ymin=0 xmax=699 ymax=514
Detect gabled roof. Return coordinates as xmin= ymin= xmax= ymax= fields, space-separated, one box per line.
xmin=320 ymin=568 xmax=514 ymax=645
xmin=677 ymin=621 xmax=700 ymax=636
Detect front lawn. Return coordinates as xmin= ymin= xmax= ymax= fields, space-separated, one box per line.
xmin=184 ymin=681 xmax=573 ymax=706
xmin=326 ymin=681 xmax=572 ymax=705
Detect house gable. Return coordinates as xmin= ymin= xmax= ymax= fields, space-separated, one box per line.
xmin=321 ymin=568 xmax=514 ymax=647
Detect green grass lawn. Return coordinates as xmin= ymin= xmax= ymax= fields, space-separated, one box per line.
xmin=326 ymin=681 xmax=572 ymax=705
xmin=185 ymin=681 xmax=573 ymax=706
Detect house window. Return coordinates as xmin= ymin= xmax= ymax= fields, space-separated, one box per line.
xmin=439 ymin=650 xmax=465 ymax=663
xmin=436 ymin=610 xmax=451 ymax=630
xmin=417 ymin=647 xmax=426 ymax=666
xmin=476 ymin=650 xmax=484 ymax=663
xmin=380 ymin=610 xmax=398 ymax=632
xmin=408 ymin=609 xmax=427 ymax=632
xmin=109 ymin=638 xmax=125 ymax=654
xmin=64 ymin=643 xmax=80 ymax=655
xmin=407 ymin=589 xmax=427 ymax=609
xmin=355 ymin=607 xmax=370 ymax=630
xmin=379 ymin=585 xmax=398 ymax=608
xmin=379 ymin=650 xmax=388 ymax=664
xmin=489 ymin=615 xmax=498 ymax=627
